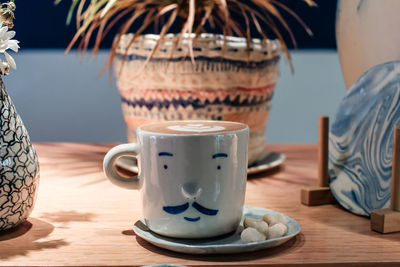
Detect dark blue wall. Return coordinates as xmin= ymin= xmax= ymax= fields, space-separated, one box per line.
xmin=14 ymin=0 xmax=337 ymax=49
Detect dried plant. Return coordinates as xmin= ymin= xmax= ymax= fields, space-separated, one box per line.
xmin=56 ymin=0 xmax=316 ymax=76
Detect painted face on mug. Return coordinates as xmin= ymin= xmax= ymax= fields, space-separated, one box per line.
xmin=142 ymin=133 xmax=241 ymax=227
xmin=160 ymin=151 xmax=229 ymax=222
xmin=133 ymin=122 xmax=248 ymax=238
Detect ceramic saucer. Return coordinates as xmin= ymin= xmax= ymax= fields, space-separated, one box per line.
xmin=133 ymin=206 xmax=300 ymax=255
xmin=117 ymin=149 xmax=285 ymax=175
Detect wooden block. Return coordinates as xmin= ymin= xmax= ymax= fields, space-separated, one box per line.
xmin=300 ymin=116 xmax=336 ymax=207
xmin=301 ymin=186 xmax=336 ymax=206
xmin=391 ymin=126 xmax=400 ymax=211
xmin=371 ymin=127 xmax=400 ymax=234
xmin=318 ymin=116 xmax=330 ymax=187
xmin=371 ymin=208 xmax=400 ymax=233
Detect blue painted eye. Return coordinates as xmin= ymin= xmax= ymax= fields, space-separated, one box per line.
xmin=164 ymin=165 xmax=168 ymax=169
xmin=217 ymin=165 xmax=221 ymax=170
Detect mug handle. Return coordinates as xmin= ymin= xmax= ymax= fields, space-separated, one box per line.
xmin=103 ymin=143 xmax=141 ymax=190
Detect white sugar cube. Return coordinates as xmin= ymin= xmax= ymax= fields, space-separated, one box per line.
xmin=244 ymin=217 xmax=269 ymax=235
xmin=244 ymin=217 xmax=260 ymax=228
xmin=263 ymin=213 xmax=287 ymax=226
xmin=253 ymin=220 xmax=269 ymax=236
xmin=268 ymin=222 xmax=288 ymax=239
xmin=240 ymin=227 xmax=267 ymax=243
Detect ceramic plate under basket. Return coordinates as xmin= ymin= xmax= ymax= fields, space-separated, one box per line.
xmin=247 ymin=149 xmax=285 ymax=175
xmin=133 ymin=206 xmax=300 ymax=255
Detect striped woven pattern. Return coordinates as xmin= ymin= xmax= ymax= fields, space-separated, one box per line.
xmin=115 ymin=34 xmax=281 ymax=164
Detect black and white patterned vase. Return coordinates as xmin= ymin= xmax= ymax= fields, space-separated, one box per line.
xmin=0 ymin=77 xmax=40 ymax=230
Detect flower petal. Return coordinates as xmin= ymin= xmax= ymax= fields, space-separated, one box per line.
xmin=0 ymin=43 xmax=7 ymax=52
xmin=0 ymin=26 xmax=8 ymax=38
xmin=7 ymin=40 xmax=19 ymax=52
xmin=4 ymin=51 xmax=16 ymax=69
xmin=6 ymin=31 xmax=15 ymax=40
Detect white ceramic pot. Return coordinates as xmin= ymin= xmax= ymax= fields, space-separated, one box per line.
xmin=115 ymin=34 xmax=281 ymax=165
xmin=336 ymin=0 xmax=400 ymax=89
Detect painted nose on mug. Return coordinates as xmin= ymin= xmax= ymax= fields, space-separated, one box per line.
xmin=181 ymin=182 xmax=202 ymax=200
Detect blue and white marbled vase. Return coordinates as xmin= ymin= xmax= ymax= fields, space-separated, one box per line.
xmin=329 ymin=61 xmax=400 ymax=216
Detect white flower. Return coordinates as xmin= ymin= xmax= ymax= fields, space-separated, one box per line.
xmin=0 ymin=26 xmax=19 ymax=70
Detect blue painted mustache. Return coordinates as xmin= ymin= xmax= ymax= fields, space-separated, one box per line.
xmin=162 ymin=202 xmax=218 ymax=216
xmin=162 ymin=203 xmax=189 ymax=215
xmin=192 ymin=202 xmax=218 ymax=216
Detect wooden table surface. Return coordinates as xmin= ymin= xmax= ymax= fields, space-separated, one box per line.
xmin=1 ymin=143 xmax=400 ymax=266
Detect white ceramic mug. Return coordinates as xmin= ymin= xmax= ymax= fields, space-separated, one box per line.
xmin=103 ymin=120 xmax=249 ymax=238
